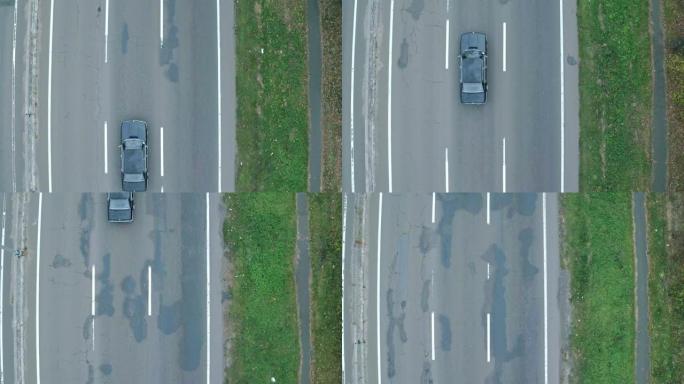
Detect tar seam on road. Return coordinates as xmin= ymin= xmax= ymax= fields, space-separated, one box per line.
xmin=559 ymin=0 xmax=565 ymax=192
xmin=633 ymin=193 xmax=651 ymax=383
xmin=350 ymin=0 xmax=358 ymax=193
xmin=341 ymin=194 xmax=347 ymax=381
xmin=216 ymin=0 xmax=222 ymax=192
xmin=11 ymin=0 xmax=18 ymax=192
xmin=36 ymin=193 xmax=42 ymax=384
xmin=1 ymin=195 xmax=6 ymax=384
xmin=104 ymin=122 xmax=108 ymax=174
xmin=543 ymin=193 xmax=549 ymax=384
xmin=307 ymin=0 xmax=323 ymax=192
xmin=104 ymin=0 xmax=109 ymax=63
xmin=387 ymin=0 xmax=394 ymax=193
xmin=376 ymin=193 xmax=383 ymax=384
xmin=205 ymin=193 xmax=211 ymax=384
xmin=649 ymin=0 xmax=668 ymax=191
xmin=47 ymin=0 xmax=55 ymax=192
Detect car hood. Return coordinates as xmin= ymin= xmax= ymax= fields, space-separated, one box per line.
xmin=460 ymin=32 xmax=486 ymax=53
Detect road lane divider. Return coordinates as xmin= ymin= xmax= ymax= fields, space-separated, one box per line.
xmin=502 ymin=22 xmax=507 ymax=72
xmin=350 ymin=0 xmax=359 ymax=193
xmin=104 ymin=122 xmax=108 ymax=174
xmin=341 ymin=194 xmax=347 ymax=378
xmin=376 ymin=193 xmax=383 ymax=384
xmin=445 ymin=148 xmax=449 ymax=192
xmin=160 ymin=0 xmax=164 ymax=46
xmin=542 ymin=193 xmax=549 ymax=384
xmin=91 ymin=265 xmax=96 ymax=351
xmin=559 ymin=0 xmax=565 ymax=192
xmin=486 ymin=192 xmax=490 ymax=224
xmin=1 ymin=196 xmax=6 ymax=383
xmin=147 ymin=265 xmax=152 ymax=316
xmin=47 ymin=0 xmax=55 ymax=192
xmin=502 ymin=138 xmax=506 ymax=193
xmin=36 ymin=193 xmax=43 ymax=384
xmin=105 ymin=0 xmax=109 ymax=63
xmin=487 ymin=263 xmax=490 ymax=280
xmin=445 ymin=19 xmax=450 ymax=70
xmin=432 ymin=192 xmax=436 ymax=223
xmin=160 ymin=126 xmax=164 ymax=177
xmin=431 ymin=311 xmax=435 ymax=361
xmin=486 ymin=312 xmax=491 ymax=363
xmin=387 ymin=0 xmax=395 ymax=193
xmin=205 ymin=193 xmax=211 ymax=384
xmin=216 ymin=0 xmax=222 ymax=192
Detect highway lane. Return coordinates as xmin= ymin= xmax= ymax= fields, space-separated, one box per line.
xmin=344 ymin=0 xmax=580 ymax=193
xmin=35 ymin=0 xmax=235 ymax=192
xmin=18 ymin=193 xmax=224 ymax=384
xmin=344 ymin=193 xmax=563 ymax=383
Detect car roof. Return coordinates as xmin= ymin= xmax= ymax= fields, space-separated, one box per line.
xmin=462 ymin=57 xmax=484 ymax=83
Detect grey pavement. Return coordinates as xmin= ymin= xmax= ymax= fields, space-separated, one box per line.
xmin=345 ymin=193 xmax=563 ymax=383
xmin=344 ymin=0 xmax=580 ymax=192
xmin=12 ymin=193 xmax=225 ymax=384
xmin=28 ymin=0 xmax=235 ymax=192
xmin=634 ymin=193 xmax=650 ymax=383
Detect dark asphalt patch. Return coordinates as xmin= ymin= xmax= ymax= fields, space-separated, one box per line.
xmin=398 ymin=38 xmax=409 ymax=69
xmin=437 ymin=194 xmax=483 ymax=267
xmin=78 ymin=193 xmax=93 ymax=270
xmin=51 ymin=253 xmax=72 ymax=268
xmin=121 ymin=275 xmax=147 ymax=342
xmin=438 ymin=314 xmax=451 ymax=351
xmin=121 ymin=23 xmax=129 ymax=55
xmin=96 ymin=253 xmax=115 ymax=317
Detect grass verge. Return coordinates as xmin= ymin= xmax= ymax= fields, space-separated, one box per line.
xmin=224 ymin=193 xmax=299 ymax=383
xmin=235 ymin=1 xmax=309 ymax=191
xmin=308 ymin=193 xmax=342 ymax=382
xmin=647 ymin=193 xmax=684 ymax=382
xmin=577 ymin=0 xmax=652 ymax=190
xmin=319 ymin=0 xmax=342 ymax=192
xmin=664 ymin=0 xmax=684 ymax=190
xmin=560 ymin=193 xmax=635 ymax=382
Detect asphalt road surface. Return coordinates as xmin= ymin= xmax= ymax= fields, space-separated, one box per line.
xmin=0 ymin=193 xmax=224 ymax=384
xmin=343 ymin=0 xmax=580 ymax=193
xmin=344 ymin=193 xmax=563 ymax=383
xmin=27 ymin=0 xmax=235 ymax=192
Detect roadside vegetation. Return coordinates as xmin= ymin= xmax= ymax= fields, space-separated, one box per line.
xmin=319 ymin=0 xmax=343 ymax=192
xmin=647 ymin=193 xmax=684 ymax=382
xmin=561 ymin=194 xmax=634 ymax=382
xmin=224 ymin=194 xmax=299 ymax=382
xmin=308 ymin=193 xmax=342 ymax=382
xmin=577 ymin=0 xmax=652 ymax=190
xmin=664 ymin=0 xmax=684 ymax=190
xmin=235 ymin=1 xmax=309 ymax=191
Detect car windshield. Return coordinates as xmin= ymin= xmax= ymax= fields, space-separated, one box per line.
xmin=123 ymin=173 xmax=145 ymax=182
xmin=463 ymin=83 xmax=484 ymax=93
xmin=109 ymin=199 xmax=131 ymax=210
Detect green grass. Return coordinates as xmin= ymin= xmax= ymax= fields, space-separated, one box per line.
xmin=561 ymin=193 xmax=635 ymax=383
xmin=664 ymin=0 xmax=684 ymax=190
xmin=647 ymin=193 xmax=684 ymax=382
xmin=224 ymin=193 xmax=299 ymax=383
xmin=235 ymin=1 xmax=309 ymax=192
xmin=308 ymin=193 xmax=342 ymax=383
xmin=577 ymin=0 xmax=652 ymax=191
xmin=319 ymin=0 xmax=342 ymax=192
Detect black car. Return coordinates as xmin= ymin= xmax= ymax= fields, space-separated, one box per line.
xmin=107 ymin=192 xmax=134 ymax=223
xmin=120 ymin=120 xmax=148 ymax=192
xmin=459 ymin=32 xmax=487 ymax=104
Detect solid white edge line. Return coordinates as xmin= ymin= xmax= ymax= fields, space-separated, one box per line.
xmin=445 ymin=148 xmax=449 ymax=193
xmin=387 ymin=0 xmax=394 ymax=193
xmin=376 ymin=193 xmax=383 ymax=384
xmin=36 ymin=193 xmax=42 ymax=384
xmin=104 ymin=122 xmax=108 ymax=174
xmin=486 ymin=192 xmax=490 ymax=224
xmin=216 ymin=0 xmax=222 ymax=192
xmin=350 ymin=0 xmax=358 ymax=193
xmin=444 ymin=19 xmax=449 ymax=70
xmin=341 ymin=194 xmax=348 ymax=381
xmin=104 ymin=0 xmax=109 ymax=63
xmin=47 ymin=0 xmax=54 ymax=193
xmin=486 ymin=312 xmax=491 ymax=363
xmin=431 ymin=192 xmax=436 ymax=223
xmin=560 ymin=0 xmax=565 ymax=192
xmin=206 ymin=193 xmax=211 ymax=384
xmin=160 ymin=0 xmax=164 ymax=46
xmin=502 ymin=22 xmax=507 ymax=72
xmin=502 ymin=138 xmax=506 ymax=193
xmin=160 ymin=127 xmax=164 ymax=177
xmin=91 ymin=265 xmax=95 ymax=316
xmin=1 ymin=196 xmax=5 ymax=384
xmin=543 ymin=193 xmax=549 ymax=384
xmin=431 ymin=311 xmax=435 ymax=361
xmin=11 ymin=0 xmax=17 ymax=192
xmin=148 ymin=265 xmax=152 ymax=317
xmin=487 ymin=262 xmax=490 ymax=280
